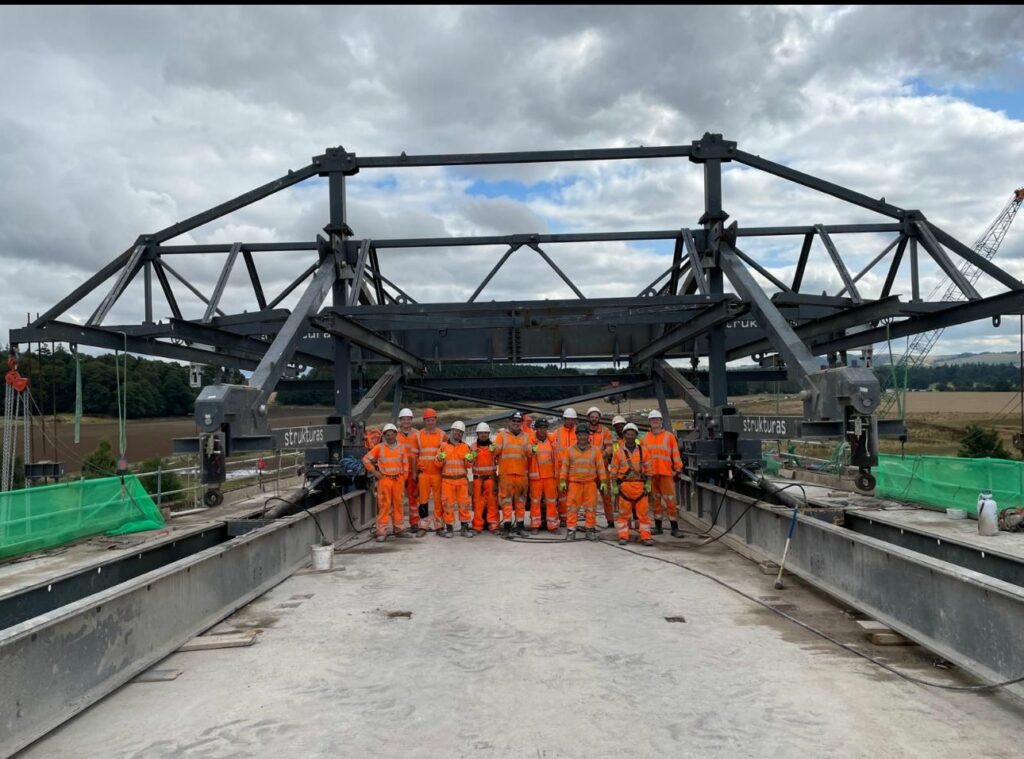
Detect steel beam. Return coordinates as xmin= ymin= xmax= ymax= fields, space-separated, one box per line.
xmin=313 ymin=312 xmax=425 ymax=372
xmin=681 ymin=481 xmax=1024 ymax=699
xmin=814 ymin=225 xmax=861 ymax=304
xmin=347 ymin=239 xmax=372 ymax=307
xmin=527 ymin=242 xmax=585 ymax=299
xmin=242 ymin=249 xmax=268 ymax=310
xmin=631 ymin=299 xmax=747 ymax=365
xmin=880 ymin=236 xmax=908 ymax=299
xmin=350 ymin=144 xmax=694 ymax=168
xmin=839 ymin=236 xmax=901 ymax=297
xmin=682 ymin=228 xmax=709 ymax=295
xmin=913 ymin=221 xmax=980 ymax=300
xmin=152 ymin=259 xmax=183 ymax=320
xmin=928 ymin=220 xmax=1024 ymax=292
xmin=0 ymin=491 xmax=374 ymax=757
xmin=654 ymin=359 xmax=711 ymax=415
xmin=469 ymin=244 xmax=519 ymax=302
xmin=162 ymin=260 xmax=226 ymax=317
xmin=350 ymin=364 xmax=404 ymax=425
xmin=791 ymin=232 xmax=814 ymax=292
xmin=203 ymin=242 xmax=241 ymax=322
xmin=268 ymin=262 xmax=318 ymax=309
xmin=86 ymin=244 xmax=146 ymax=326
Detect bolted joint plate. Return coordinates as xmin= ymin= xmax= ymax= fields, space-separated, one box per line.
xmin=688 ymin=132 xmax=738 ymax=164
xmin=313 ymin=146 xmax=360 ymax=176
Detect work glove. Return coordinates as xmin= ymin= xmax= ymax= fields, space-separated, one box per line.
xmin=465 ymin=451 xmax=477 ymax=463
xmin=611 ymin=482 xmax=619 ymax=496
xmin=436 ymin=451 xmax=447 ymax=461
xmin=599 ymin=482 xmax=608 ymax=494
xmin=559 ymin=480 xmax=568 ymax=493
xmin=644 ymin=480 xmax=652 ymax=494
xmin=418 ymin=504 xmax=428 ymax=519
xmin=531 ymin=444 xmax=539 ymax=454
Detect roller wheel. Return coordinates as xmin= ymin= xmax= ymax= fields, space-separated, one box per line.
xmin=204 ymin=489 xmax=224 ymax=507
xmin=855 ymin=470 xmax=876 ymax=492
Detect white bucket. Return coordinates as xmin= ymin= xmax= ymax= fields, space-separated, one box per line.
xmin=311 ymin=543 xmax=334 ymax=571
xmin=946 ymin=508 xmax=967 ymax=520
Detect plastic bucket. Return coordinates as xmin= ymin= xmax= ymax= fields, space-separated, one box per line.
xmin=311 ymin=543 xmax=334 ymax=571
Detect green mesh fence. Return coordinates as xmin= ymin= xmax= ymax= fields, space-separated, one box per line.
xmin=0 ymin=474 xmax=164 ymax=561
xmin=876 ymin=454 xmax=1024 ymax=515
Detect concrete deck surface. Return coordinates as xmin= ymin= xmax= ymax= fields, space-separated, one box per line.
xmin=22 ymin=530 xmax=1024 ymax=759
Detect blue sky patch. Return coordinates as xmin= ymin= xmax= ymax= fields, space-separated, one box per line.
xmin=909 ymin=76 xmax=1024 ymax=121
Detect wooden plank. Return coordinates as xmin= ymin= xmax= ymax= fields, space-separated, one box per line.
xmin=177 ymin=632 xmax=257 ymax=652
xmin=856 ymin=620 xmax=891 ymax=633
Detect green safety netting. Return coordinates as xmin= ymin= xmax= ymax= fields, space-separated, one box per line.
xmin=0 ymin=474 xmax=164 ymax=561
xmin=876 ymin=454 xmax=1024 ymax=515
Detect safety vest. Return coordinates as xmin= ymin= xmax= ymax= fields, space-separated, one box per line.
xmin=363 ymin=442 xmax=406 ymax=477
xmin=613 ymin=444 xmax=648 ymax=481
xmin=495 ymin=430 xmax=531 ymax=477
xmin=440 ymin=441 xmax=471 ymax=477
xmin=472 ymin=439 xmax=497 ymax=476
xmin=398 ymin=429 xmax=418 ymax=469
xmin=642 ymin=430 xmax=681 ymax=476
xmin=561 ymin=445 xmax=605 ymax=483
xmin=588 ymin=426 xmax=608 ymax=451
xmin=555 ymin=425 xmax=576 ymax=454
xmin=528 ymin=437 xmax=557 ymax=480
xmin=416 ymin=428 xmax=447 ymax=474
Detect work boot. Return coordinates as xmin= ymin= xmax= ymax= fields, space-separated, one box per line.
xmin=375 ymin=535 xmax=386 ymax=543
xmin=501 ymin=521 xmax=512 ymax=537
xmin=459 ymin=524 xmax=468 ymax=537
xmin=567 ymin=529 xmax=577 ymax=541
xmin=416 ymin=528 xmax=427 ymax=538
xmin=559 ymin=518 xmax=567 ymax=528
xmin=587 ymin=528 xmax=598 ymax=541
xmin=436 ymin=527 xmax=445 ymax=537
xmin=465 ymin=525 xmax=476 ymax=538
xmin=654 ymin=520 xmax=664 ymax=535
xmin=606 ymin=515 xmax=616 ymax=529
xmin=444 ymin=525 xmax=454 ymax=539
xmin=394 ymin=530 xmax=413 ymax=539
xmin=516 ymin=521 xmax=529 ymax=537
xmin=618 ymin=538 xmax=628 ymax=546
xmin=670 ymin=521 xmax=684 ymax=538
xmin=642 ymin=538 xmax=654 ymax=547
xmin=531 ymin=527 xmax=540 ymax=535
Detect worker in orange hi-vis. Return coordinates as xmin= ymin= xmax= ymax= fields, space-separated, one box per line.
xmin=362 ymin=423 xmax=412 ymax=542
xmin=643 ymin=409 xmax=684 ymax=537
xmin=559 ymin=424 xmax=608 ymax=541
xmin=494 ymin=411 xmax=532 ymax=537
xmin=396 ymin=408 xmax=421 ymax=535
xmin=611 ymin=423 xmax=654 ymax=546
xmin=585 ymin=406 xmax=615 ymax=528
xmin=607 ymin=414 xmax=628 ymax=527
xmin=469 ymin=422 xmax=500 ymax=533
xmin=411 ymin=408 xmax=447 ymax=537
xmin=527 ymin=418 xmax=559 ymax=533
xmin=437 ymin=421 xmax=474 ymax=539
xmin=553 ymin=407 xmax=578 ymax=526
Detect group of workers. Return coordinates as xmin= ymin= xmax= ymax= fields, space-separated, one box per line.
xmin=363 ymin=405 xmax=685 ymax=546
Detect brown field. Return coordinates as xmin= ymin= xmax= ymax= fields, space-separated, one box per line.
xmin=18 ymin=390 xmax=1023 ymax=470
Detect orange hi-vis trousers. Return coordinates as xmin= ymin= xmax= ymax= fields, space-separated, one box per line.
xmin=473 ymin=476 xmax=499 ymax=532
xmin=617 ymin=481 xmax=651 ymax=541
xmin=375 ymin=476 xmax=406 ymax=536
xmin=499 ymin=473 xmax=529 ymax=523
xmin=651 ymin=475 xmax=678 ymax=520
xmin=418 ymin=472 xmax=443 ymax=530
xmin=566 ymin=481 xmax=599 ymax=530
xmin=529 ymin=478 xmax=559 ymax=531
xmin=441 ymin=477 xmax=472 ymax=526
xmin=405 ymin=476 xmax=419 ymax=530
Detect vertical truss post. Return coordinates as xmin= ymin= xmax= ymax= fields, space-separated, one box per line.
xmin=910 ymin=238 xmax=920 ymax=302
xmin=682 ymin=229 xmax=709 ymax=295
xmin=329 ymin=173 xmax=353 ymax=418
xmin=815 ymin=225 xmax=861 ymax=303
xmin=242 ymin=250 xmax=268 ymax=310
xmin=143 ymin=261 xmax=153 ymax=324
xmin=791 ymin=231 xmax=814 ymax=292
xmin=702 ymin=158 xmax=728 ymax=408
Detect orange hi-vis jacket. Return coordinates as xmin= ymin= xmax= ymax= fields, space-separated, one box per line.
xmin=528 ymin=437 xmax=557 ymax=480
xmin=554 ymin=424 xmax=576 ymax=455
xmin=560 ymin=444 xmax=608 ymax=483
xmin=494 ymin=430 xmax=531 ymax=477
xmin=642 ymin=429 xmax=682 ymax=476
xmin=612 ymin=444 xmax=650 ymax=482
xmin=471 ymin=439 xmax=497 ymax=477
xmin=588 ymin=425 xmax=609 ymax=453
xmin=363 ymin=442 xmax=409 ymax=478
xmin=397 ymin=429 xmax=419 ymax=474
xmin=439 ymin=441 xmax=472 ymax=478
xmin=414 ymin=428 xmax=447 ymax=475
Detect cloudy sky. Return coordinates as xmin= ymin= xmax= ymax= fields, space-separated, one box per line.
xmin=2 ymin=4 xmax=1024 ymax=363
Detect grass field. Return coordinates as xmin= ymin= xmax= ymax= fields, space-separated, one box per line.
xmin=18 ymin=390 xmax=1023 ymax=470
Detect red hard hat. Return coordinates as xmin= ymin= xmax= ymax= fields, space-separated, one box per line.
xmin=423 ymin=408 xmax=437 ymax=419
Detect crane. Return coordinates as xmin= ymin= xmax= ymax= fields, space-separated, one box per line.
xmin=879 ymin=187 xmax=1024 ymax=418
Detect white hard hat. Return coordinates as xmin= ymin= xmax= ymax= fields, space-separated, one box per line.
xmin=563 ymin=408 xmax=578 ymax=419
xmin=382 ymin=423 xmax=398 ymax=433
xmin=612 ymin=415 xmax=626 ymax=426
xmin=648 ymin=409 xmax=663 ymax=420
xmin=623 ymin=423 xmax=640 ymax=434
xmin=476 ymin=422 xmax=491 ymax=434
xmin=451 ymin=421 xmax=466 ymax=433
xmin=587 ymin=406 xmax=601 ymax=416
xmin=398 ymin=407 xmax=414 ymax=419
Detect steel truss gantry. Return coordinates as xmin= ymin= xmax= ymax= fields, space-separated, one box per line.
xmin=12 ymin=133 xmax=1024 ymax=497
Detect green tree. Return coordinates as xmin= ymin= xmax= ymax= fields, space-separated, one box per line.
xmin=957 ymin=423 xmax=1013 ymax=460
xmin=135 ymin=457 xmax=183 ymax=500
xmin=81 ymin=440 xmax=118 ymax=479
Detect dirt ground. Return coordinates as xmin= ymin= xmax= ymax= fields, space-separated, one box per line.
xmin=21 ymin=390 xmax=1023 ymax=468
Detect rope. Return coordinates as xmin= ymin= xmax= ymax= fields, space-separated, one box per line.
xmin=74 ymin=346 xmax=82 ymax=445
